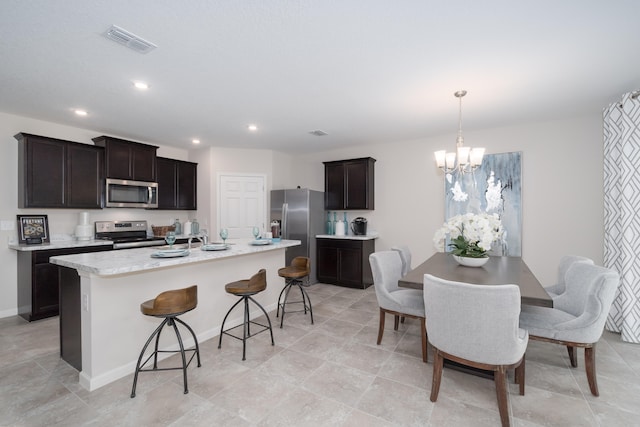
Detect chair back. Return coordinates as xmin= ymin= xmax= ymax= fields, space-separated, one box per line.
xmin=149 ymin=285 xmax=197 ymax=315
xmin=391 ymin=245 xmax=412 ymax=276
xmin=291 ymin=256 xmax=310 ymax=274
xmin=552 ymin=255 xmax=594 ymax=294
xmin=553 ymin=263 xmax=619 ymax=343
xmin=369 ymin=251 xmax=402 ymax=302
xmin=247 ymin=269 xmax=267 ymax=293
xmin=423 ymin=274 xmax=528 ymax=365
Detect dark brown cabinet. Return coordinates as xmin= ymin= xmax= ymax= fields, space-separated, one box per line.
xmin=15 ymin=133 xmax=104 ymax=209
xmin=316 ymin=238 xmax=375 ymax=288
xmin=17 ymin=245 xmax=113 ymax=321
xmin=156 ymin=157 xmax=198 ymax=210
xmin=92 ymin=135 xmax=157 ymax=182
xmin=324 ymin=157 xmax=375 ymax=210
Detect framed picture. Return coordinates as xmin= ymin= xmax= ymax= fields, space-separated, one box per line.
xmin=444 ymin=151 xmax=522 ymax=256
xmin=17 ymin=214 xmax=50 ymax=244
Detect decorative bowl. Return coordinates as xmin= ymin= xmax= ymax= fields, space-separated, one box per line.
xmin=453 ymin=255 xmax=489 ymax=267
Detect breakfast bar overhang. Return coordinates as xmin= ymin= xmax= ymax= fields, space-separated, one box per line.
xmin=50 ymin=240 xmax=300 ymax=391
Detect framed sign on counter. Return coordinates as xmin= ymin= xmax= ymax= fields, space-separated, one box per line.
xmin=17 ymin=214 xmax=50 ymax=244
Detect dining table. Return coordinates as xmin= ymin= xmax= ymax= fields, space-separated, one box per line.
xmin=399 ymin=252 xmax=553 ymax=308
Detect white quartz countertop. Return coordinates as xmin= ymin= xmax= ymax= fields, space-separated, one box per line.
xmin=8 ymin=239 xmax=113 ymax=252
xmin=49 ymin=239 xmax=300 ymax=276
xmin=316 ymin=232 xmax=378 ymax=240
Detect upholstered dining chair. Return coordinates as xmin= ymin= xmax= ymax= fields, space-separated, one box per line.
xmin=369 ymin=251 xmax=427 ymax=362
xmin=423 ymin=274 xmax=528 ymax=427
xmin=391 ymin=245 xmax=412 ymax=276
xmin=519 ymin=262 xmax=619 ymax=396
xmin=544 ymin=255 xmax=594 ymax=298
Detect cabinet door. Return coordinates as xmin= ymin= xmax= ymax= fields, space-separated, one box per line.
xmin=102 ymin=138 xmax=133 ymax=180
xmin=344 ymin=160 xmax=369 ymax=209
xmin=131 ymin=144 xmax=157 ymax=182
xmin=33 ymin=263 xmax=60 ymax=318
xmin=337 ymin=247 xmax=363 ymax=286
xmin=324 ymin=162 xmax=345 ymax=210
xmin=156 ymin=157 xmax=178 ymax=209
xmin=23 ymin=137 xmax=65 ymax=207
xmin=66 ymin=143 xmax=104 ymax=208
xmin=317 ymin=244 xmax=338 ymax=283
xmin=177 ymin=161 xmax=197 ymax=210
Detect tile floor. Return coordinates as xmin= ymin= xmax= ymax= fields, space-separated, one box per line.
xmin=1 ymin=283 xmax=639 ymax=426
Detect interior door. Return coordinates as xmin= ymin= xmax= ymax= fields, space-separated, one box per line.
xmin=218 ymin=174 xmax=266 ymax=239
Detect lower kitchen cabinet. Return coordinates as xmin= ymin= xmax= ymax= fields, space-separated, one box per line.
xmin=316 ymin=238 xmax=375 ymax=288
xmin=17 ymin=245 xmax=113 ymax=321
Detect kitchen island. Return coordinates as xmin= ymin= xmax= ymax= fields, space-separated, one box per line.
xmin=50 ymin=239 xmax=300 ymax=391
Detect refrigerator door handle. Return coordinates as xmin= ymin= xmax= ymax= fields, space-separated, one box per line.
xmin=282 ymin=203 xmax=288 ymax=238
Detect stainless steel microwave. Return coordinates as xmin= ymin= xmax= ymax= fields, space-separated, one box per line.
xmin=105 ymin=178 xmax=158 ymax=208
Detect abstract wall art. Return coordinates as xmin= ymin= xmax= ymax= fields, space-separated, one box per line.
xmin=444 ymin=152 xmax=522 ymax=256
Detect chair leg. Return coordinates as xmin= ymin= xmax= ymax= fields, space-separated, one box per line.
xmin=585 ymin=345 xmax=599 ymax=396
xmin=430 ymin=348 xmax=443 ymax=402
xmin=131 ymin=318 xmax=169 ymax=398
xmin=420 ymin=317 xmax=428 ymax=363
xmin=299 ymin=283 xmax=314 ymax=324
xmin=567 ymin=345 xmax=578 ymax=368
xmin=377 ymin=309 xmax=385 ymax=345
xmin=276 ymin=281 xmax=291 ymax=318
xmin=278 ymin=282 xmax=294 ymax=328
xmin=394 ymin=315 xmax=400 ymax=330
xmin=242 ymin=297 xmax=250 ymax=361
xmin=248 ymin=295 xmax=275 ymax=346
xmin=169 ymin=318 xmax=189 ymax=394
xmin=515 ymin=356 xmax=525 ymax=395
xmin=218 ymin=296 xmax=244 ymax=349
xmin=494 ymin=366 xmax=511 ymax=427
xmin=174 ymin=317 xmax=202 ymax=368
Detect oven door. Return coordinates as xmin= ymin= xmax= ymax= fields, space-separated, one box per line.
xmin=105 ymin=178 xmax=158 ymax=208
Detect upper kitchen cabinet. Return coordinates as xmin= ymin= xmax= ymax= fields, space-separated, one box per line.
xmin=156 ymin=157 xmax=197 ymax=210
xmin=15 ymin=133 xmax=104 ymax=209
xmin=92 ymin=135 xmax=157 ymax=182
xmin=324 ymin=157 xmax=376 ymax=210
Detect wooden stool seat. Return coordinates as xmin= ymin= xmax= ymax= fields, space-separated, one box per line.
xmin=131 ymin=285 xmax=201 ymax=398
xmin=276 ymin=257 xmax=313 ymax=328
xmin=218 ymin=269 xmax=274 ymax=360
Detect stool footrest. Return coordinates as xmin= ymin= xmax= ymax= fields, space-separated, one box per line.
xmin=221 ymin=320 xmax=272 ymax=342
xmin=137 ymin=348 xmax=199 ymax=373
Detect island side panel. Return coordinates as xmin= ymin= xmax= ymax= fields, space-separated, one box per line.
xmin=59 ymin=266 xmax=82 ymax=370
xmin=77 ymin=249 xmax=285 ymax=391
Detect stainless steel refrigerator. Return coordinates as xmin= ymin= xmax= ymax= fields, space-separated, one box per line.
xmin=270 ymin=188 xmax=324 ymax=284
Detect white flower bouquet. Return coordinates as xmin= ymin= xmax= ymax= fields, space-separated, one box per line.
xmin=433 ymin=212 xmax=504 ymax=258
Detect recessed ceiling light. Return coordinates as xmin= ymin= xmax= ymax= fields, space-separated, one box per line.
xmin=133 ymin=81 xmax=149 ymax=90
xmin=192 ymin=139 xmax=200 ymax=144
xmin=74 ymin=109 xmax=88 ymax=116
xmin=248 ymin=124 xmax=258 ymax=131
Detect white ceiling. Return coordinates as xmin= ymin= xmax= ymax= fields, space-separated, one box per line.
xmin=1 ymin=1 xmax=639 ymax=154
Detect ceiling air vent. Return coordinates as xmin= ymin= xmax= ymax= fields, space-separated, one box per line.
xmin=309 ymin=130 xmax=329 ymax=136
xmin=103 ymin=25 xmax=157 ymax=54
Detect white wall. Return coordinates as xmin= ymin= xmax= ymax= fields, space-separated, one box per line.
xmin=297 ymin=113 xmax=604 ymax=286
xmin=0 ymin=111 xmax=604 ymax=317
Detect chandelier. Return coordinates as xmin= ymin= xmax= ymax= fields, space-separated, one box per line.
xmin=434 ymin=90 xmax=485 ymax=174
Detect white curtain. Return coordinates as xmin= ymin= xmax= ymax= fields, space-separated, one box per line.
xmin=603 ymin=91 xmax=640 ymax=343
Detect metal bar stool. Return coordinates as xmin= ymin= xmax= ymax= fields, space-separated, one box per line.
xmin=218 ymin=269 xmax=274 ymax=360
xmin=276 ymin=256 xmax=313 ymax=328
xmin=131 ymin=285 xmax=201 ymax=398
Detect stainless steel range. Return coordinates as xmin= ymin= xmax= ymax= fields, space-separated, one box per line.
xmin=95 ymin=220 xmax=166 ymax=249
